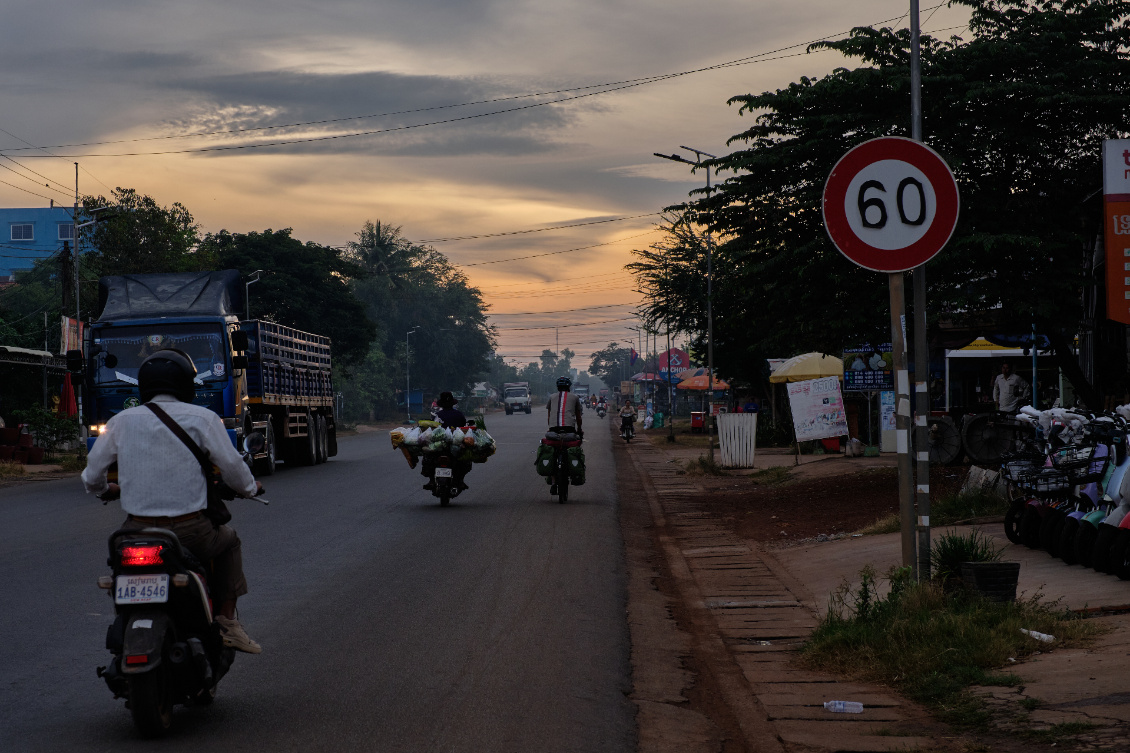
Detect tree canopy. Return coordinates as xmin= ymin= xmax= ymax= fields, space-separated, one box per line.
xmin=630 ymin=0 xmax=1130 ymax=398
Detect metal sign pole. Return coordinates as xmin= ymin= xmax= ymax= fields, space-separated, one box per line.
xmin=890 ymin=274 xmax=917 ymax=573
xmin=910 ymin=0 xmax=931 ymax=579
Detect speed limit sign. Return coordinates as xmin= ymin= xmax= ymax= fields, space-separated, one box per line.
xmin=823 ymin=137 xmax=959 ymax=272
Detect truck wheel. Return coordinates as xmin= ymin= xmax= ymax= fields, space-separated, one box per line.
xmin=314 ymin=414 xmax=328 ymax=464
xmin=255 ymin=422 xmax=276 ymax=476
xmin=293 ymin=413 xmax=317 ymax=466
xmin=327 ymin=421 xmax=338 ymax=457
xmin=525 ymin=406 xmax=531 ymax=414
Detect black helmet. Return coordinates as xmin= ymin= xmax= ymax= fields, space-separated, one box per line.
xmin=556 ymin=376 xmax=572 ymax=391
xmin=138 ymin=349 xmax=197 ymax=403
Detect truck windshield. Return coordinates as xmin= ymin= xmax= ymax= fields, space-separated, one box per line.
xmin=92 ymin=323 xmax=228 ymax=386
xmin=505 ymin=388 xmax=527 ymax=397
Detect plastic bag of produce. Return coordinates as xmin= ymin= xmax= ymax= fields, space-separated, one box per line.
xmin=405 ymin=427 xmax=421 ymax=446
xmin=390 ymin=429 xmax=407 ymax=448
xmin=417 ymin=420 xmax=440 ymax=429
xmin=451 ymin=428 xmax=465 ymax=446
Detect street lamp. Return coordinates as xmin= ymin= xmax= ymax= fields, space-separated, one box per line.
xmin=245 ymin=270 xmax=264 ymax=320
xmin=406 ymin=326 xmax=420 ymax=422
xmin=655 ymin=146 xmax=718 ymax=463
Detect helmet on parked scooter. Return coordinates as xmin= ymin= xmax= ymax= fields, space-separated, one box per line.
xmin=138 ymin=349 xmax=197 ymax=403
xmin=556 ymin=376 xmax=572 ymax=391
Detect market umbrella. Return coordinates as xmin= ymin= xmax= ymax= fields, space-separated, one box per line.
xmin=59 ymin=373 xmax=78 ymax=418
xmin=768 ymin=352 xmax=843 ymax=383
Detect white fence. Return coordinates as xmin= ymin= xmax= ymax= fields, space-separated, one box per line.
xmin=718 ymin=413 xmax=758 ymax=468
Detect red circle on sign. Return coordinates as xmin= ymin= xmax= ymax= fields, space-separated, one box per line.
xmin=823 ymin=136 xmax=959 ymax=272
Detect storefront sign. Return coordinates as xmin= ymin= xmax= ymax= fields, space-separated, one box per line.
xmin=880 ymin=390 xmax=896 ymax=431
xmin=787 ymin=376 xmax=849 ymax=442
xmin=1104 ymin=139 xmax=1130 ymax=324
xmin=60 ymin=316 xmax=84 ymax=354
xmin=842 ymin=344 xmax=893 ymax=391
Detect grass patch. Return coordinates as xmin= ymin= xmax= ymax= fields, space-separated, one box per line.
xmin=800 ymin=565 xmax=1104 ymax=729
xmin=858 ymin=491 xmax=1006 ymax=537
xmin=0 ymin=460 xmax=27 ymax=478
xmin=56 ymin=453 xmax=87 ymax=472
xmin=932 ymin=491 xmax=1007 ymax=525
xmin=749 ymin=467 xmax=792 ymax=486
xmin=857 ymin=512 xmax=900 ymax=536
xmin=683 ymin=454 xmax=726 ymax=476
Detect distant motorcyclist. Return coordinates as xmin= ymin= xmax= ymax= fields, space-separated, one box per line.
xmin=619 ymin=400 xmax=636 ymax=439
xmin=421 ymin=391 xmax=472 ymax=491
xmin=81 ymin=349 xmax=263 ymax=654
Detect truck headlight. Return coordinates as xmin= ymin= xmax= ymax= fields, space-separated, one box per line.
xmin=89 ymin=424 xmax=106 ymax=435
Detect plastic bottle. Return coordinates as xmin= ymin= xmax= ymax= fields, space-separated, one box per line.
xmin=823 ymin=700 xmax=864 ymax=714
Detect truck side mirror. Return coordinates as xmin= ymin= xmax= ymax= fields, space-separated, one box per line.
xmin=230 ymin=331 xmax=249 ymax=352
xmin=232 ymin=355 xmax=249 ymax=370
xmin=66 ymin=349 xmax=84 ymax=373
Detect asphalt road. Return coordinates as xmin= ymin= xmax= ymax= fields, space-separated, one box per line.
xmin=0 ymin=409 xmax=634 ymax=752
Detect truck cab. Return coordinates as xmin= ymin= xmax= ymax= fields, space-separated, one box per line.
xmin=503 ymin=382 xmax=532 ymax=415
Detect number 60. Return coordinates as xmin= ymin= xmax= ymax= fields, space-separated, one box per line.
xmin=858 ymin=178 xmax=927 ymax=229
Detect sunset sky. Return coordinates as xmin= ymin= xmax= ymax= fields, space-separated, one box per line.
xmin=0 ymin=0 xmax=971 ymax=367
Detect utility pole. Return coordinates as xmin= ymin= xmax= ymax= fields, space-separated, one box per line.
xmin=654 ymin=146 xmax=718 ymax=463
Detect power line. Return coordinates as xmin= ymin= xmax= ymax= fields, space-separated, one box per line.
xmin=3 ymin=5 xmax=953 ymax=160
xmin=457 ymin=229 xmax=659 ymax=268
xmin=495 ymin=316 xmax=636 ymax=331
xmin=489 ymin=301 xmax=638 ymax=316
xmin=423 ymin=216 xmax=657 ymax=243
xmin=477 ymin=270 xmax=632 ymax=289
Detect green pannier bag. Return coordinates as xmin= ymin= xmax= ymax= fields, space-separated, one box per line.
xmin=567 ymin=446 xmax=586 ymax=486
xmin=535 ymin=443 xmax=555 ymax=476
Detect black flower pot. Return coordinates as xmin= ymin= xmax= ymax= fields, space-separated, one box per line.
xmin=961 ymin=562 xmax=1021 ymax=603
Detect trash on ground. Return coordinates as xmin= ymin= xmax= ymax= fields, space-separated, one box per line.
xmin=1020 ymin=628 xmax=1055 ymax=643
xmin=823 ymin=700 xmax=864 ymax=713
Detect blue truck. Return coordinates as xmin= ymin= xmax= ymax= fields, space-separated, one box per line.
xmin=79 ymin=270 xmax=336 ymax=473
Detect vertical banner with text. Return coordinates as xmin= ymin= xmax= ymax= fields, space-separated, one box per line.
xmin=60 ymin=316 xmax=84 ymax=354
xmin=1104 ymin=139 xmax=1130 ymax=324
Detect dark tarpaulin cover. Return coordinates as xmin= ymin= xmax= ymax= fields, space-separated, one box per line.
xmin=97 ymin=270 xmax=244 ymax=321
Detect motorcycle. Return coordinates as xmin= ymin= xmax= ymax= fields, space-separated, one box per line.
xmin=96 ymin=433 xmax=268 ymax=736
xmin=596 ymin=405 xmax=607 ymax=419
xmin=620 ymin=414 xmax=635 ymax=443
xmin=426 ymin=453 xmax=469 ymax=506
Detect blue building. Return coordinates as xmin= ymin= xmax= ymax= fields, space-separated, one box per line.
xmin=0 ymin=206 xmax=80 ymax=282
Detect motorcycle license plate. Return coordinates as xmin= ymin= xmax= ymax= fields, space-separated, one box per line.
xmin=115 ymin=574 xmax=169 ymax=605
xmin=435 ymin=467 xmax=453 ymax=478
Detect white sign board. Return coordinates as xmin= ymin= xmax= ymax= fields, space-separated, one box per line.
xmin=787 ymin=376 xmax=848 ymax=442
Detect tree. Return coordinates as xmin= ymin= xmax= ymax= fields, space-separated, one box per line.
xmin=199 ymin=229 xmax=376 ymax=368
xmin=588 ymin=342 xmax=633 ymax=387
xmin=632 ymin=0 xmax=1130 ymax=402
xmin=82 ymin=188 xmax=212 ymax=277
xmin=344 ymin=221 xmax=495 ymax=403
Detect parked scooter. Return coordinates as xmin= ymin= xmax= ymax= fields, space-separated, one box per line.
xmin=96 ymin=433 xmax=268 ymax=736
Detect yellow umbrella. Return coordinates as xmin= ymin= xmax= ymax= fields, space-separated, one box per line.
xmin=768 ymin=352 xmax=844 ymax=383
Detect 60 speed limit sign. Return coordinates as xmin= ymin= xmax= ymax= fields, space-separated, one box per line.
xmin=823 ymin=137 xmax=959 ymax=273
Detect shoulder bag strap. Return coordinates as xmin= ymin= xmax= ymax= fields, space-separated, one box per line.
xmin=144 ymin=402 xmax=213 ymax=478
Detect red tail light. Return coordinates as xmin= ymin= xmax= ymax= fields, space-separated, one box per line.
xmin=120 ymin=545 xmax=164 ymax=567
xmin=125 ymin=655 xmax=149 ymax=665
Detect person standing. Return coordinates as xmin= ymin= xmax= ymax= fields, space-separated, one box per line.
xmin=992 ymin=361 xmax=1031 ymax=413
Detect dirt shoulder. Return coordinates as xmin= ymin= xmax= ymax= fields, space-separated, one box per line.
xmin=619 ymin=425 xmax=1130 ymax=752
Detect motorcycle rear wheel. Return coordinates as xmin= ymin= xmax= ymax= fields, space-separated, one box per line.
xmin=128 ymin=665 xmax=174 ymax=737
